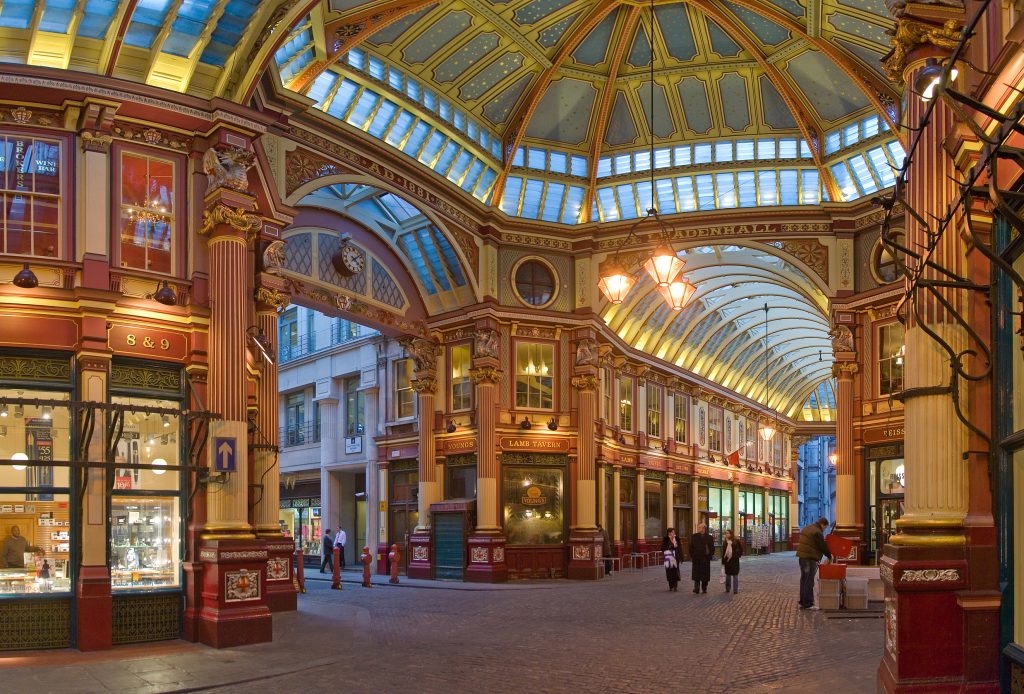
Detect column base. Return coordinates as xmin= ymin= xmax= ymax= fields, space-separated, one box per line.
xmin=566 ymin=531 xmax=604 ymax=580
xmin=76 ymin=566 xmax=112 ymax=651
xmin=182 ymin=558 xmax=203 ymax=642
xmin=465 ymin=534 xmax=508 ymax=583
xmin=197 ymin=538 xmax=273 ymax=648
xmin=264 ymin=538 xmax=298 ymax=612
xmin=407 ymin=531 xmax=433 ymax=580
xmin=376 ymin=542 xmax=390 ymax=575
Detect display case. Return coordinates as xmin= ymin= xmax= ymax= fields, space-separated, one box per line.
xmin=110 ymin=497 xmax=179 ymax=590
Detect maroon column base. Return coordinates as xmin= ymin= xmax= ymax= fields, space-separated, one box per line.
xmin=464 ymin=534 xmax=508 ymax=583
xmin=376 ymin=542 xmax=390 ymax=575
xmin=182 ymin=559 xmax=203 ymax=642
xmin=263 ymin=538 xmax=298 ymax=612
xmin=197 ymin=538 xmax=273 ymax=648
xmin=76 ymin=566 xmax=112 ymax=651
xmin=407 ymin=532 xmax=432 ymax=580
xmin=566 ymin=532 xmax=603 ymax=580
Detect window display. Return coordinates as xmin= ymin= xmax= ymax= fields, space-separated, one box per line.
xmin=644 ymin=479 xmax=663 ymax=538
xmin=503 ymin=467 xmax=564 ymax=545
xmin=110 ymin=497 xmax=179 ymax=589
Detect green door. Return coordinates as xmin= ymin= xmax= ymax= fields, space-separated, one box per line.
xmin=433 ymin=512 xmax=465 ymax=580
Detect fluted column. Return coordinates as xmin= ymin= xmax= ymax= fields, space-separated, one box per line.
xmin=316 ymin=394 xmax=339 ymax=528
xmin=413 ymin=377 xmax=438 ymax=530
xmin=636 ymin=469 xmax=645 ymax=550
xmin=201 ymin=196 xmax=262 ymax=538
xmin=665 ymin=474 xmax=674 ymax=532
xmin=253 ymin=286 xmax=288 ymax=537
xmin=832 ymin=361 xmax=858 ymax=533
xmin=572 ymin=374 xmax=599 ymax=531
xmin=613 ymin=466 xmax=622 ymax=543
xmin=471 ymin=359 xmax=502 ymax=532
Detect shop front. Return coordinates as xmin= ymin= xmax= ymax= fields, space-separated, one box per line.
xmin=768 ymin=491 xmax=789 ymax=552
xmin=699 ymin=479 xmax=733 ymax=544
xmin=278 ymin=481 xmax=321 ymax=567
xmin=672 ymin=477 xmax=692 ymax=555
xmin=865 ymin=442 xmax=905 ymax=559
xmin=737 ymin=485 xmax=765 ymax=551
xmin=501 ymin=452 xmax=567 ymax=579
xmin=388 ymin=459 xmax=419 ymax=574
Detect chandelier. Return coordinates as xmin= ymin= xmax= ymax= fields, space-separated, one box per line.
xmin=125 ymin=197 xmax=170 ymax=226
xmin=597 ymin=0 xmax=696 ymax=310
xmin=758 ymin=303 xmax=778 ymax=442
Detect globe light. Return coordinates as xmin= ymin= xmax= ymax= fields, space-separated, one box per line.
xmin=11 ymin=452 xmax=28 ymax=471
xmin=152 ymin=458 xmax=168 ymax=475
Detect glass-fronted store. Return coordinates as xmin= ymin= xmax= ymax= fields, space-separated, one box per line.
xmin=643 ymin=474 xmax=664 ymax=541
xmin=768 ymin=491 xmax=789 ymax=551
xmin=866 ymin=443 xmax=905 ymax=557
xmin=699 ymin=479 xmax=732 ymax=543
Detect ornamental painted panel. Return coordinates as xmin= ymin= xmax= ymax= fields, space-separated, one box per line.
xmin=412 ymin=545 xmax=429 ymax=561
xmin=884 ymin=597 xmax=897 ymax=660
xmin=470 ymin=546 xmax=489 ymax=563
xmin=267 ymin=557 xmax=290 ymax=581
xmin=225 ymin=569 xmax=260 ymax=602
xmin=493 ymin=547 xmax=505 ymax=563
xmin=698 ymin=406 xmax=707 ymax=447
xmin=0 ymin=598 xmax=71 ymax=649
xmin=572 ymin=544 xmax=592 ymax=560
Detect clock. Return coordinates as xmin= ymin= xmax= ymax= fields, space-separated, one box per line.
xmin=332 ymin=243 xmax=365 ymax=277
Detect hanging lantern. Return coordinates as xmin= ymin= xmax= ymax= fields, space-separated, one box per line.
xmin=658 ymin=277 xmax=697 ymax=311
xmin=759 ymin=422 xmax=776 ymax=442
xmin=642 ymin=244 xmax=684 ymax=287
xmin=597 ymin=259 xmax=636 ymax=305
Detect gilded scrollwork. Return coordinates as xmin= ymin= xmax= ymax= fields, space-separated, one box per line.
xmin=882 ymin=17 xmax=963 ymax=83
xmin=402 ymin=338 xmax=441 ymax=373
xmin=410 ymin=377 xmax=437 ymax=395
xmin=254 ymin=286 xmax=290 ymax=311
xmin=469 ymin=366 xmax=502 ymax=384
xmin=199 ymin=202 xmax=263 ymax=239
xmin=571 ymin=375 xmax=599 ymax=391
xmin=203 ymin=146 xmax=255 ymax=193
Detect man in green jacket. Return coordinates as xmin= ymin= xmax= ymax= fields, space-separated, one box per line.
xmin=796 ymin=517 xmax=833 ymax=609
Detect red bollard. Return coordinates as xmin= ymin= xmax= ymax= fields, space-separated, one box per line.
xmin=331 ymin=546 xmax=342 ymax=590
xmin=295 ymin=549 xmax=306 ymax=594
xmin=388 ymin=544 xmax=400 ymax=584
xmin=360 ymin=546 xmax=372 ymax=587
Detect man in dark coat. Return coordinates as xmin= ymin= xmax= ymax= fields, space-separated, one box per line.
xmin=689 ymin=523 xmax=716 ymax=594
xmin=796 ymin=517 xmax=833 ymax=609
xmin=320 ymin=528 xmax=334 ymax=573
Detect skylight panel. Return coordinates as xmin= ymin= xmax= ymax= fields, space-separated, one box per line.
xmin=512 ymin=147 xmax=525 ymax=167
xmin=635 ymin=180 xmax=654 ymax=214
xmin=346 ymin=48 xmax=365 ymax=71
xmin=368 ymin=56 xmax=386 ymax=81
xmin=614 ymin=153 xmax=632 ymax=175
xmin=405 ymin=79 xmax=420 ymax=101
xmin=866 ymin=147 xmax=896 ymax=187
xmin=596 ymin=157 xmax=612 ymax=178
xmin=848 ymin=154 xmax=878 ymax=194
xmin=830 ymin=162 xmax=858 ymax=201
xmin=40 ymin=0 xmax=79 ymax=33
xmin=716 ymin=173 xmax=736 ymax=208
xmin=308 ymin=72 xmax=338 ymax=106
xmin=736 ymin=140 xmax=754 ymax=161
xmin=737 ymin=171 xmax=756 ymax=207
xmin=756 ymin=139 xmax=776 ymax=160
xmin=758 ymin=170 xmax=777 ymax=205
xmin=675 ymin=177 xmax=696 ymax=211
xmin=842 ymin=123 xmax=859 ymax=147
xmin=527 ymin=147 xmax=546 ymax=170
xmin=656 ymin=178 xmax=677 ymax=214
xmin=862 ymin=116 xmax=879 ymax=139
xmin=79 ymin=0 xmax=119 ymax=38
xmin=541 ymin=182 xmax=566 ymax=222
xmin=715 ymin=141 xmax=733 ymax=163
xmin=549 ymin=151 xmax=567 ymax=174
xmin=779 ymin=170 xmax=799 ymax=205
xmin=417 ymin=227 xmax=452 ymax=291
xmin=379 ymin=193 xmax=420 ymax=221
xmin=384 ymin=111 xmax=415 ymax=147
xmin=521 ymin=179 xmax=544 ymax=218
xmin=453 ymin=110 xmax=467 ymax=131
xmin=800 ymin=170 xmax=820 ymax=204
xmin=694 ymin=143 xmax=713 ymax=164
xmin=597 ymin=187 xmax=619 ymax=221
xmin=778 ymin=139 xmax=798 ymax=159
xmin=654 ymin=147 xmax=672 ymax=169
xmin=387 ymin=67 xmax=404 ymax=91
xmin=398 ymin=235 xmax=436 ymax=295
xmin=617 ymin=183 xmax=639 ymax=218
xmin=423 ymin=89 xmax=437 ymax=111
xmin=634 ymin=150 xmax=651 ymax=172
xmin=474 ymin=169 xmax=498 ymax=202
xmin=447 ymin=150 xmax=474 ymax=184
xmin=501 ymin=177 xmax=524 ymax=215
xmin=367 ymin=100 xmax=399 ymax=138
xmin=824 ymin=131 xmax=841 ymax=155
xmin=418 ymin=131 xmax=446 ymax=166
xmin=800 ymin=140 xmax=813 ymax=159
xmin=402 ymin=122 xmax=430 ymax=156
xmin=346 ymin=91 xmax=379 ymax=128
xmin=434 ymin=141 xmax=460 ymax=174
xmin=695 ymin=174 xmax=715 ymax=210
xmin=886 ymin=140 xmax=906 ymax=170
xmin=466 ymin=120 xmax=478 ymax=140
xmin=562 ymin=186 xmax=585 ymax=224
xmin=438 ymin=99 xmax=453 ymax=122
xmin=673 ymin=145 xmax=692 ymax=166
xmin=571 ymin=155 xmax=588 ymax=177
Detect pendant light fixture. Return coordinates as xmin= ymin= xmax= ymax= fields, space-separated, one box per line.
xmin=597 ymin=0 xmax=695 ymax=309
xmin=759 ymin=303 xmax=777 ymax=443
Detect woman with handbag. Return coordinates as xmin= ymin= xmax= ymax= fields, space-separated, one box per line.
xmin=722 ymin=529 xmax=744 ymax=594
xmin=661 ymin=527 xmax=683 ymax=592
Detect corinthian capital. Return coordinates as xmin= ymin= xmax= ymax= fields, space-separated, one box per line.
xmin=832 ymin=362 xmax=860 ymax=378
xmin=469 ymin=366 xmax=502 ymax=384
xmin=411 ymin=377 xmax=437 ymax=395
xmin=199 ymin=202 xmax=262 ymax=239
xmin=882 ymin=14 xmax=963 ymax=83
xmin=571 ymin=375 xmax=599 ymax=391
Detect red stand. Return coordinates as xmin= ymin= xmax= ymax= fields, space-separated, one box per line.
xmin=464 ymin=534 xmax=508 ymax=583
xmin=197 ymin=539 xmax=273 ymax=648
xmin=360 ymin=547 xmax=372 ymax=587
xmin=566 ymin=532 xmax=604 ymax=580
xmin=264 ymin=538 xmax=298 ymax=611
xmin=76 ymin=565 xmax=112 ymax=651
xmin=407 ymin=531 xmax=432 ymax=579
xmin=389 ymin=544 xmax=400 ymax=584
xmin=331 ymin=547 xmax=342 ymax=590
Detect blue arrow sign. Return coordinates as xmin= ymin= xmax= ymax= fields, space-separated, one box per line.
xmin=214 ymin=437 xmax=236 ymax=472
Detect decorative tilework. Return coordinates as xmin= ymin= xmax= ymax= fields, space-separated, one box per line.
xmin=371 ymin=259 xmax=405 ymax=308
xmin=0 ymin=598 xmax=71 ymax=649
xmin=284 ymin=232 xmax=313 ymax=276
xmin=225 ymin=569 xmax=260 ymax=602
xmin=318 ymin=233 xmax=367 ymax=294
xmin=112 ymin=593 xmax=181 ymax=645
xmin=267 ymin=557 xmax=290 ymax=581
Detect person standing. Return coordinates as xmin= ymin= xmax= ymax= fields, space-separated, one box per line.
xmin=0 ymin=526 xmax=39 ymax=568
xmin=597 ymin=523 xmax=612 ymax=577
xmin=335 ymin=526 xmax=347 ymax=570
xmin=721 ymin=529 xmax=743 ymax=594
xmin=689 ymin=523 xmax=716 ymax=594
xmin=661 ymin=527 xmax=684 ymax=592
xmin=796 ymin=517 xmax=833 ymax=609
xmin=320 ymin=528 xmax=334 ymax=573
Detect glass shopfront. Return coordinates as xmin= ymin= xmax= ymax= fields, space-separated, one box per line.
xmin=672 ymin=477 xmax=692 ymax=552
xmin=867 ymin=443 xmax=905 ymax=556
xmin=445 ymin=455 xmax=477 ymax=500
xmin=644 ymin=477 xmax=664 ymax=539
xmin=279 ymin=497 xmax=321 ymax=560
xmin=699 ymin=480 xmax=732 ymax=543
xmin=768 ymin=492 xmax=789 ymax=550
xmin=389 ymin=461 xmax=418 ymax=563
xmin=737 ymin=485 xmax=764 ymax=547
xmin=503 ymin=465 xmax=564 ymax=545
xmin=619 ymin=472 xmax=637 ymax=552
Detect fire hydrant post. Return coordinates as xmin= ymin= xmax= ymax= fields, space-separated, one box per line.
xmin=331 ymin=546 xmax=342 ymax=590
xmin=388 ymin=544 xmax=400 ymax=584
xmin=361 ymin=546 xmax=372 ymax=587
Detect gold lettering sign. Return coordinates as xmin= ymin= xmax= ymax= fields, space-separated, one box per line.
xmin=500 ymin=437 xmax=569 ymax=452
xmin=443 ymin=438 xmax=477 ymax=452
xmin=863 ymin=425 xmax=905 ymax=444
xmin=109 ymin=324 xmax=187 ymax=359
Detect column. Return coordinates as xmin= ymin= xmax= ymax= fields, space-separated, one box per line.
xmin=316 ymin=388 xmax=339 ymax=564
xmin=878 ymin=3 xmax=998 ymax=690
xmin=692 ymin=475 xmax=700 ymax=536
xmin=731 ymin=482 xmax=740 ymax=544
xmin=466 ymin=324 xmax=507 ymax=582
xmin=832 ymin=359 xmax=861 ymax=560
xmin=408 ymin=339 xmax=440 ymax=579
xmin=253 ymin=283 xmax=296 ymax=611
xmin=636 ymin=469 xmax=646 ymax=554
xmin=361 ymin=387 xmax=384 ymax=574
xmin=789 ymin=440 xmax=802 ymax=549
xmin=196 ymin=184 xmax=271 ymax=648
xmin=666 ymin=474 xmax=675 ymax=534
xmin=612 ymin=465 xmax=622 ymax=555
xmin=567 ymin=366 xmax=602 ymax=579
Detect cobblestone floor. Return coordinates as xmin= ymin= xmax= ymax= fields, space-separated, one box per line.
xmin=0 ymin=553 xmax=882 ymax=693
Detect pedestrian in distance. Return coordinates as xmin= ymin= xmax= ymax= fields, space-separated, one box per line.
xmin=796 ymin=517 xmax=833 ymax=609
xmin=689 ymin=523 xmax=716 ymax=594
xmin=721 ymin=529 xmax=744 ymax=594
xmin=661 ymin=527 xmax=684 ymax=591
xmin=597 ymin=523 xmax=613 ymax=577
xmin=334 ymin=526 xmax=347 ymax=570
xmin=320 ymin=528 xmax=334 ymax=573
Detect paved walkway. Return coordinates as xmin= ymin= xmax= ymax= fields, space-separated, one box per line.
xmin=0 ymin=553 xmax=882 ymax=693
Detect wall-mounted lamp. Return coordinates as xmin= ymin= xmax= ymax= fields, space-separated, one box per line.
xmin=915 ymin=58 xmax=958 ymax=102
xmin=246 ymin=326 xmax=275 ymax=366
xmin=0 ymin=404 xmax=7 ymax=418
xmin=446 ymin=420 xmax=457 ymax=434
xmin=546 ymin=417 xmax=558 ymax=431
xmin=153 ymin=281 xmax=177 ymax=306
xmin=520 ymin=417 xmax=532 ymax=430
xmin=829 ymin=452 xmax=838 ymax=467
xmin=41 ymin=406 xmax=52 ymax=420
xmin=12 ymin=264 xmax=38 ymax=289
xmin=11 ymin=452 xmax=28 ymax=471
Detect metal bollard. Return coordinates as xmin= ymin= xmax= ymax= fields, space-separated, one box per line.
xmin=331 ymin=546 xmax=342 ymax=590
xmin=294 ymin=549 xmax=306 ymax=593
xmin=388 ymin=544 xmax=400 ymax=584
xmin=361 ymin=546 xmax=373 ymax=587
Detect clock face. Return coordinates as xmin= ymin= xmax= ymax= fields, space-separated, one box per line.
xmin=334 ymin=244 xmax=365 ymax=276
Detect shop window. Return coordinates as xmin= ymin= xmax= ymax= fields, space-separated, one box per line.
xmin=450 ymin=344 xmax=472 ymax=412
xmin=619 ymin=376 xmax=633 ymax=431
xmin=0 ymin=133 xmax=62 ymax=258
xmin=515 ymin=342 xmax=553 ymax=410
xmin=503 ymin=466 xmax=564 ymax=545
xmin=513 ymin=258 xmax=556 ymax=307
xmin=745 ymin=419 xmax=755 ymax=460
xmin=673 ymin=394 xmax=688 ymax=443
xmin=878 ymin=322 xmax=905 ymax=397
xmin=646 ymin=384 xmax=662 ymax=439
xmin=394 ymin=359 xmax=415 ymax=419
xmin=109 ymin=395 xmax=182 ymax=591
xmin=879 ymin=457 xmax=905 ymax=495
xmin=601 ymin=369 xmax=612 ymax=423
xmin=703 ymin=482 xmax=732 ymax=543
xmin=345 ymin=377 xmax=364 ymax=436
xmin=279 ymin=308 xmax=299 ymax=362
xmin=119 ymin=151 xmax=175 ymax=274
xmin=0 ymin=390 xmax=72 ymax=594
xmin=446 ymin=463 xmax=476 ymax=499
xmin=708 ymin=406 xmax=723 ymax=452
xmin=644 ymin=479 xmax=663 ymax=538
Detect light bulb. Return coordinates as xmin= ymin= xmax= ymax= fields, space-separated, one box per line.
xmin=41 ymin=406 xmax=52 ymax=420
xmin=162 ymin=415 xmax=170 ymax=428
xmin=11 ymin=452 xmax=28 ymax=471
xmin=152 ymin=458 xmax=167 ymax=474
xmin=0 ymin=404 xmax=7 ymax=418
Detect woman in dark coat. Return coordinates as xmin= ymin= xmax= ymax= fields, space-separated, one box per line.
xmin=721 ymin=529 xmax=744 ymax=594
xmin=661 ymin=527 xmax=684 ymax=591
xmin=689 ymin=523 xmax=716 ymax=594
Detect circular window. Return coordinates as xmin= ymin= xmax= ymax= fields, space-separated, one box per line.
xmin=870 ymin=234 xmax=904 ymax=285
xmin=513 ymin=258 xmax=557 ymax=307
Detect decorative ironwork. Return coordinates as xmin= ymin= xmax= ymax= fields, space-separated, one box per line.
xmin=112 ymin=593 xmax=181 ymax=644
xmin=0 ymin=355 xmax=71 ymax=383
xmin=110 ymin=364 xmax=181 ymax=393
xmin=499 ymin=452 xmax=568 ymax=467
xmin=0 ymin=598 xmax=71 ymax=649
xmin=445 ymin=453 xmax=477 ymax=467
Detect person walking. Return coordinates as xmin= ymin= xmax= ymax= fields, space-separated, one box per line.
xmin=320 ymin=528 xmax=334 ymax=573
xmin=721 ymin=529 xmax=743 ymax=594
xmin=661 ymin=527 xmax=684 ymax=591
xmin=335 ymin=526 xmax=347 ymax=570
xmin=597 ymin=523 xmax=612 ymax=577
xmin=689 ymin=523 xmax=716 ymax=594
xmin=796 ymin=517 xmax=833 ymax=609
